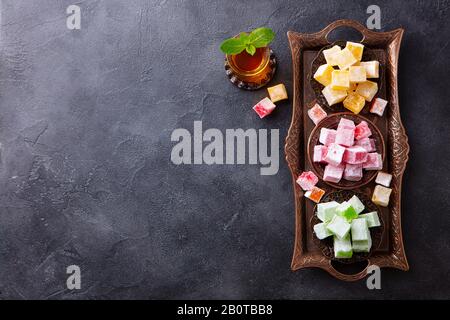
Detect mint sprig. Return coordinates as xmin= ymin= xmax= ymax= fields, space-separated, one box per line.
xmin=220 ymin=27 xmax=275 ymax=56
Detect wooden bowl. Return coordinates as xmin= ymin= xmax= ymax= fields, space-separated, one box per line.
xmin=307 ymin=112 xmax=385 ymax=189
xmin=310 ymin=190 xmax=384 ymax=264
xmin=309 ymin=40 xmax=384 ymax=112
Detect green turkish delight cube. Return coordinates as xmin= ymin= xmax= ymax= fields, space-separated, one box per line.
xmin=348 ymin=195 xmax=365 ymax=214
xmin=334 ymin=235 xmax=353 ymax=258
xmin=326 ymin=215 xmax=351 ymax=239
xmin=317 ymin=201 xmax=339 ymax=222
xmin=359 ymin=211 xmax=381 ymax=227
xmin=351 ymin=218 xmax=369 ymax=241
xmin=336 ymin=201 xmax=358 ymax=221
xmin=313 ymin=223 xmax=333 ymax=240
xmin=352 ymin=232 xmax=372 ymax=252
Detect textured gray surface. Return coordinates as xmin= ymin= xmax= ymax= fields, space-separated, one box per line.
xmin=0 ymin=0 xmax=449 ymax=299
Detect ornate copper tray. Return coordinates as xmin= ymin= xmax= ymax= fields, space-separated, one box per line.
xmin=285 ymin=20 xmax=409 ymax=281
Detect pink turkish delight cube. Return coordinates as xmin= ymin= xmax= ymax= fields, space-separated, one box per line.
xmin=344 ymin=163 xmax=363 ymax=181
xmin=343 ymin=146 xmax=368 ymax=164
xmin=337 ymin=118 xmax=356 ymax=130
xmin=319 ymin=128 xmax=337 ymax=146
xmin=370 ymin=98 xmax=388 ymax=116
xmin=355 ymin=137 xmax=376 ymax=152
xmin=253 ymin=97 xmax=276 ymax=119
xmin=323 ymin=164 xmax=345 ymax=183
xmin=308 ymin=103 xmax=327 ymax=125
xmin=313 ymin=145 xmax=328 ymax=163
xmin=335 ymin=128 xmax=355 ymax=147
xmin=324 ymin=143 xmax=346 ymax=166
xmin=363 ymin=153 xmax=383 ymax=170
xmin=296 ymin=171 xmax=319 ymax=191
xmin=354 ymin=121 xmax=372 ymax=140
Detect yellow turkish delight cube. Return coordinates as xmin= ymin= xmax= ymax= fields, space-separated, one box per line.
xmin=359 ymin=61 xmax=379 ymax=78
xmin=323 ymin=45 xmax=341 ymax=66
xmin=343 ymin=92 xmax=366 ymax=114
xmin=322 ymin=85 xmax=347 ymax=106
xmin=372 ymin=185 xmax=392 ymax=207
xmin=313 ymin=64 xmax=334 ymax=86
xmin=355 ymin=81 xmax=378 ymax=102
xmin=335 ymin=48 xmax=358 ymax=70
xmin=267 ymin=83 xmax=288 ymax=102
xmin=331 ymin=70 xmax=350 ymax=90
xmin=345 ymin=42 xmax=364 ymax=61
xmin=349 ymin=66 xmax=367 ymax=83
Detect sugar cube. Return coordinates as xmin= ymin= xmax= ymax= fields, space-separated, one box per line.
xmin=335 ymin=128 xmax=355 ymax=147
xmin=324 ymin=143 xmax=346 ymax=166
xmin=355 ymin=137 xmax=376 ymax=152
xmin=343 ymin=146 xmax=368 ymax=164
xmin=331 ymin=70 xmax=350 ymax=90
xmin=314 ymin=223 xmax=333 ymax=240
xmin=322 ymin=85 xmax=347 ymax=106
xmin=313 ymin=64 xmax=334 ymax=86
xmin=338 ymin=118 xmax=356 ymax=130
xmin=305 ymin=186 xmax=325 ymax=203
xmin=372 ymin=185 xmax=392 ymax=207
xmin=351 ymin=218 xmax=369 ymax=241
xmin=317 ymin=201 xmax=339 ymax=222
xmin=296 ymin=171 xmax=319 ymax=191
xmin=323 ymin=163 xmax=345 ymax=183
xmin=354 ymin=121 xmax=372 ymax=140
xmin=352 ymin=232 xmax=372 ymax=253
xmin=363 ymin=152 xmax=383 ymax=170
xmin=359 ymin=211 xmax=381 ymax=228
xmin=335 ymin=47 xmax=358 ymax=70
xmin=319 ymin=128 xmax=337 ymax=146
xmin=334 ymin=235 xmax=353 ymax=258
xmin=336 ymin=201 xmax=358 ymax=221
xmin=375 ymin=171 xmax=392 ymax=187
xmin=343 ymin=163 xmax=363 ymax=181
xmin=253 ymin=97 xmax=276 ymax=118
xmin=348 ymin=195 xmax=365 ymax=214
xmin=313 ymin=145 xmax=328 ymax=163
xmin=345 ymin=42 xmax=364 ymax=61
xmin=370 ymin=97 xmax=388 ymax=116
xmin=308 ymin=103 xmax=327 ymax=125
xmin=267 ymin=83 xmax=288 ymax=102
xmin=323 ymin=45 xmax=341 ymax=66
xmin=349 ymin=66 xmax=367 ymax=83
xmin=355 ymin=81 xmax=378 ymax=102
xmin=359 ymin=61 xmax=379 ymax=78
xmin=327 ymin=215 xmax=351 ymax=239
xmin=343 ymin=92 xmax=366 ymax=114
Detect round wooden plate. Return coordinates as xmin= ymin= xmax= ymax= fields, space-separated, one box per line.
xmin=307 ymin=112 xmax=385 ymax=189
xmin=310 ymin=190 xmax=384 ymax=264
xmin=309 ymin=40 xmax=384 ymax=112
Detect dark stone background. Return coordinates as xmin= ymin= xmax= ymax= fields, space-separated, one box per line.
xmin=0 ymin=0 xmax=449 ymax=299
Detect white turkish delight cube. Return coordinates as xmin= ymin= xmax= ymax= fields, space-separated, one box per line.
xmin=323 ymin=163 xmax=345 ymax=183
xmin=317 ymin=201 xmax=339 ymax=222
xmin=359 ymin=211 xmax=381 ymax=228
xmin=313 ymin=145 xmax=328 ymax=163
xmin=324 ymin=143 xmax=345 ymax=166
xmin=335 ymin=128 xmax=355 ymax=147
xmin=370 ymin=97 xmax=388 ymax=116
xmin=343 ymin=163 xmax=363 ymax=181
xmin=343 ymin=146 xmax=368 ymax=164
xmin=351 ymin=218 xmax=369 ymax=241
xmin=334 ymin=235 xmax=353 ymax=258
xmin=319 ymin=128 xmax=337 ymax=146
xmin=352 ymin=232 xmax=372 ymax=253
xmin=348 ymin=195 xmax=365 ymax=214
xmin=375 ymin=171 xmax=392 ymax=187
xmin=337 ymin=118 xmax=356 ymax=130
xmin=327 ymin=215 xmax=351 ymax=239
xmin=308 ymin=103 xmax=328 ymax=125
xmin=314 ymin=223 xmax=333 ymax=240
xmin=363 ymin=152 xmax=383 ymax=170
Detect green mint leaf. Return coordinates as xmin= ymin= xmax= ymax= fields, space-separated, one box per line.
xmin=246 ymin=44 xmax=256 ymax=55
xmin=239 ymin=32 xmax=250 ymax=44
xmin=220 ymin=37 xmax=246 ymax=55
xmin=248 ymin=27 xmax=275 ymax=48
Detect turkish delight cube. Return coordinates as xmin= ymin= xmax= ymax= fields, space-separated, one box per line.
xmin=331 ymin=70 xmax=350 ymax=90
xmin=343 ymin=163 xmax=363 ymax=181
xmin=267 ymin=83 xmax=288 ymax=102
xmin=355 ymin=81 xmax=378 ymax=102
xmin=349 ymin=66 xmax=367 ymax=83
xmin=370 ymin=97 xmax=388 ymax=116
xmin=324 ymin=143 xmax=346 ymax=166
xmin=334 ymin=235 xmax=353 ymax=258
xmin=372 ymin=185 xmax=392 ymax=207
xmin=351 ymin=218 xmax=369 ymax=241
xmin=323 ymin=45 xmax=341 ymax=66
xmin=375 ymin=171 xmax=392 ymax=187
xmin=314 ymin=223 xmax=333 ymax=240
xmin=359 ymin=61 xmax=379 ymax=78
xmin=322 ymin=85 xmax=347 ymax=106
xmin=327 ymin=215 xmax=351 ymax=239
xmin=317 ymin=201 xmax=339 ymax=222
xmin=345 ymin=41 xmax=364 ymax=61
xmin=348 ymin=195 xmax=365 ymax=214
xmin=343 ymin=92 xmax=366 ymax=114
xmin=253 ymin=97 xmax=276 ymax=118
xmin=335 ymin=47 xmax=358 ymax=70
xmin=319 ymin=128 xmax=337 ymax=146
xmin=352 ymin=232 xmax=372 ymax=253
xmin=335 ymin=128 xmax=355 ymax=147
xmin=313 ymin=145 xmax=328 ymax=163
xmin=305 ymin=186 xmax=325 ymax=203
xmin=363 ymin=152 xmax=383 ymax=170
xmin=355 ymin=137 xmax=376 ymax=152
xmin=343 ymin=146 xmax=368 ymax=164
xmin=308 ymin=103 xmax=328 ymax=125
xmin=347 ymin=82 xmax=357 ymax=92
xmin=359 ymin=211 xmax=381 ymax=228
xmin=296 ymin=171 xmax=319 ymax=191
xmin=323 ymin=163 xmax=345 ymax=183
xmin=354 ymin=121 xmax=372 ymax=140
xmin=337 ymin=118 xmax=356 ymax=130
xmin=313 ymin=64 xmax=334 ymax=86
xmin=336 ymin=201 xmax=358 ymax=221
